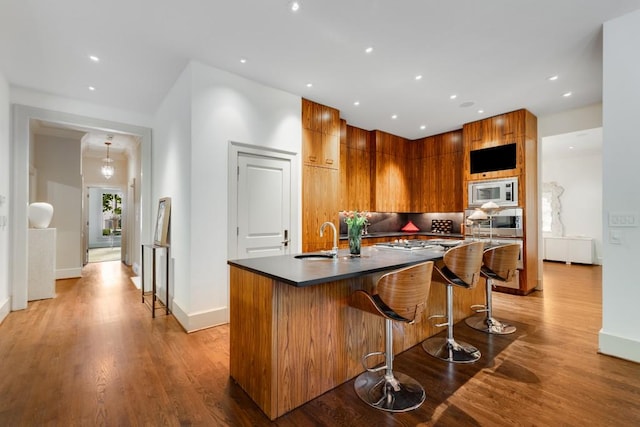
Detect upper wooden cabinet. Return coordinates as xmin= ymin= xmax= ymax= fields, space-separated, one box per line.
xmin=410 ymin=130 xmax=463 ymax=213
xmin=464 ymin=109 xmax=528 ymax=149
xmin=302 ymin=98 xmax=339 ymax=136
xmin=302 ymin=99 xmax=340 ymax=170
xmin=341 ymin=124 xmax=371 ymax=211
xmin=463 ymin=109 xmax=536 ymax=182
xmin=370 ymin=130 xmax=411 ymax=212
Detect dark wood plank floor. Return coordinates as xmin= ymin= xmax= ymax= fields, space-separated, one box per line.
xmin=1 ymin=260 xmax=639 ymax=426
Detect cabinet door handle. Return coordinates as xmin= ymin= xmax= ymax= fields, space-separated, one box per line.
xmin=325 ymin=159 xmax=334 ymax=165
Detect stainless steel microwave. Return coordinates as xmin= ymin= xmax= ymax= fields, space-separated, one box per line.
xmin=468 ymin=177 xmax=518 ymax=207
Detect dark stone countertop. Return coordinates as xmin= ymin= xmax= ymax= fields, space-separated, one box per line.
xmin=339 ymin=231 xmax=464 ymax=240
xmin=227 ymin=246 xmax=445 ymax=288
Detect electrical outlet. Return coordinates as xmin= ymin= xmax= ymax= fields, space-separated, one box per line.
xmin=609 ymin=211 xmax=639 ymax=227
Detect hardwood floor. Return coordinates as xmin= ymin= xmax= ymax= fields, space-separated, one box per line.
xmin=1 ymin=261 xmax=639 ymax=426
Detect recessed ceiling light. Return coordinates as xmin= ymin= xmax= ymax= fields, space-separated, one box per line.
xmin=353 ymin=101 xmax=360 ymax=106
xmin=450 ymin=94 xmax=457 ymax=100
xmin=88 ymin=86 xmax=95 ymax=91
xmin=391 ymin=114 xmax=398 ymax=119
xmin=306 ymin=83 xmax=313 ymax=88
xmin=290 ymin=1 xmax=301 ymax=12
xmin=415 ymin=75 xmax=423 ymax=80
xmin=420 ymin=125 xmax=427 ymax=130
xmin=563 ymin=91 xmax=572 ymax=97
xmin=569 ymin=146 xmax=575 ymax=150
xmin=89 ymin=55 xmax=99 ymax=62
xmin=478 ymin=109 xmax=484 ymax=114
xmin=548 ymin=75 xmax=559 ymax=81
xmin=240 ymin=58 xmax=247 ymax=64
xmin=365 ymin=47 xmax=373 ymax=54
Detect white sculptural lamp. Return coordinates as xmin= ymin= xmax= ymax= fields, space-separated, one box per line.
xmin=467 ymin=208 xmax=488 ymax=241
xmin=28 ymin=202 xmax=54 ymax=229
xmin=481 ymin=201 xmax=501 ymax=244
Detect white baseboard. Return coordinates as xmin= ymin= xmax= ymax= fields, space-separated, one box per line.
xmin=130 ymin=276 xmax=141 ymax=289
xmin=171 ymin=299 xmax=228 ymax=333
xmin=132 ymin=262 xmax=140 ymax=276
xmin=0 ymin=297 xmax=10 ymax=325
xmin=56 ymin=268 xmax=82 ymax=279
xmin=599 ymin=330 xmax=640 ymax=363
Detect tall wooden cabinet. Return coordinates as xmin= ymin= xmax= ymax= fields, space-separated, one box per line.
xmin=463 ymin=109 xmax=538 ymax=295
xmin=302 ymin=99 xmax=341 ymax=252
xmin=410 ymin=130 xmax=463 ymax=212
xmin=369 ymin=131 xmax=411 ymax=212
xmin=340 ymin=123 xmax=371 ymax=211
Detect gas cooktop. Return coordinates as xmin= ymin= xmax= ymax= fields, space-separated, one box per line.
xmin=374 ymin=239 xmax=463 ymax=251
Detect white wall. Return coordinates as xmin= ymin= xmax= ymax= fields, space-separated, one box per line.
xmin=33 ymin=134 xmax=83 ymax=278
xmin=153 ymin=61 xmax=302 ymax=331
xmin=538 ymin=103 xmax=602 ymax=139
xmin=541 ymin=142 xmax=603 ymax=263
xmin=600 ymin=9 xmax=640 ymax=363
xmin=152 ymin=65 xmax=193 ymax=326
xmin=0 ymin=71 xmax=10 ymax=323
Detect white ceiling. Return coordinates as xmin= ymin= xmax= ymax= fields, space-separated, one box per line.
xmin=542 ymin=127 xmax=602 ymax=159
xmin=30 ymin=119 xmax=138 ymax=159
xmin=2 ymin=1 xmax=640 ymax=140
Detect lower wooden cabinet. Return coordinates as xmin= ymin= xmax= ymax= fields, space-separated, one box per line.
xmin=302 ymin=165 xmax=340 ymax=252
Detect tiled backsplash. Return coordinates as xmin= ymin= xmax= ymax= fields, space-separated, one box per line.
xmin=338 ymin=211 xmax=464 ymax=235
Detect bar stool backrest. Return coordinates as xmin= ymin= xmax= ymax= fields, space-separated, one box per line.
xmin=377 ymin=261 xmax=434 ymax=322
xmin=482 ymin=243 xmax=520 ymax=282
xmin=441 ymin=241 xmax=484 ymax=289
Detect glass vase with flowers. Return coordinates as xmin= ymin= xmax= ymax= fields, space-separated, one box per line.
xmin=342 ymin=210 xmax=371 ymax=256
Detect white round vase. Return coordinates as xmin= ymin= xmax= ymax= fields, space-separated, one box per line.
xmin=28 ymin=202 xmax=54 ymax=229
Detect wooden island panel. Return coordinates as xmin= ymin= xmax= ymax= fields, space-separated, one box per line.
xmin=229 ymin=265 xmax=485 ymax=420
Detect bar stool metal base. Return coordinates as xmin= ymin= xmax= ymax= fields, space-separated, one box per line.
xmin=354 ymin=370 xmax=426 ymax=412
xmin=422 ymin=337 xmax=481 ymax=363
xmin=465 ymin=315 xmax=516 ymax=335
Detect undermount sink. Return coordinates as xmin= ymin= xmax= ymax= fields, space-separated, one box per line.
xmin=294 ymin=253 xmax=336 ymax=260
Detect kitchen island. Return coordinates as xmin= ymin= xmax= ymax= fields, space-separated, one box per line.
xmin=227 ymin=246 xmax=485 ymax=420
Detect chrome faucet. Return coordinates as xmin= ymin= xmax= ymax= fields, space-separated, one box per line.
xmin=319 ymin=221 xmax=338 ymax=258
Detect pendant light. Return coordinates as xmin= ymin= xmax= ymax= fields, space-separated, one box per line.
xmin=101 ymin=138 xmax=115 ymax=179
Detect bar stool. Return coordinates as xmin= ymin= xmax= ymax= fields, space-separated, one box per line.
xmin=422 ymin=241 xmax=484 ymax=363
xmin=465 ymin=243 xmax=520 ymax=334
xmin=349 ymin=261 xmax=434 ymax=412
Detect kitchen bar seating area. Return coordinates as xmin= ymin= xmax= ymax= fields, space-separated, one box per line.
xmin=2 ymin=260 xmax=639 ymax=426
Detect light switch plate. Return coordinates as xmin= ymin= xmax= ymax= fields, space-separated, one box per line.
xmin=609 ymin=229 xmax=622 ymax=244
xmin=609 ymin=211 xmax=639 ymax=227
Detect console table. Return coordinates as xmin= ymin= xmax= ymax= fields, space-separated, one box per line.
xmin=141 ymin=244 xmax=170 ymax=317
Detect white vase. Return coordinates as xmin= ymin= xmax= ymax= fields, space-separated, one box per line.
xmin=28 ymin=202 xmax=54 ymax=229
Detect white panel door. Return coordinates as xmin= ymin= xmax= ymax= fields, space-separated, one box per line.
xmin=237 ymin=153 xmax=291 ymax=258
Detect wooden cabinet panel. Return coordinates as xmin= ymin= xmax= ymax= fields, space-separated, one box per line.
xmin=302 ymin=166 xmax=340 ymax=252
xmin=465 ymin=120 xmax=483 ymax=143
xmin=302 ymin=128 xmax=322 ymax=166
xmin=321 ymin=105 xmax=340 ymax=136
xmin=341 ymin=125 xmax=371 ymax=211
xmin=410 ymin=130 xmax=462 ymax=212
xmin=339 ymin=141 xmax=348 ymax=211
xmin=322 ymin=134 xmax=339 ymax=170
xmin=371 ymin=131 xmax=412 ymax=212
xmin=302 ymin=98 xmax=322 ymax=132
